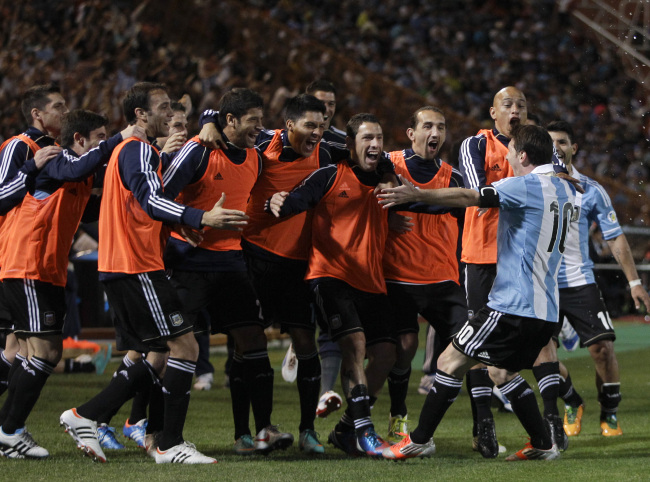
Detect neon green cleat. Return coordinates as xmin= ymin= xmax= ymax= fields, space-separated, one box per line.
xmin=387 ymin=414 xmax=408 ymax=445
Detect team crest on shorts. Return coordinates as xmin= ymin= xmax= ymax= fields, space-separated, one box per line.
xmin=330 ymin=314 xmax=342 ymax=330
xmin=44 ymin=311 xmax=56 ymax=326
xmin=169 ymin=312 xmax=184 ymax=327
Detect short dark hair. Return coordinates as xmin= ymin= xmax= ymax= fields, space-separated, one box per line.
xmin=546 ymin=120 xmax=575 ymax=144
xmin=305 ymin=79 xmax=337 ymax=96
xmin=284 ymin=94 xmax=326 ymax=123
xmin=527 ymin=112 xmax=541 ymax=126
xmin=61 ymin=109 xmax=108 ymax=147
xmin=218 ymin=88 xmax=264 ymax=126
xmin=409 ymin=106 xmax=445 ymax=130
xmin=510 ymin=124 xmax=554 ymax=166
xmin=123 ymin=82 xmax=168 ymax=123
xmin=21 ymin=84 xmax=61 ymax=125
xmin=170 ymin=101 xmax=186 ymax=113
xmin=346 ymin=113 xmax=380 ymax=138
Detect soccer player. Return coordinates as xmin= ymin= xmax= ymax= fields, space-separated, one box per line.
xmin=458 ymin=86 xmax=527 ymax=457
xmin=163 ymin=88 xmax=299 ymax=454
xmin=0 ymin=85 xmax=64 ymax=404
xmin=382 ymin=106 xmax=466 ymax=443
xmin=380 ymin=124 xmax=579 ymax=462
xmin=0 ymin=109 xmax=145 ymax=459
xmin=156 ymin=101 xmax=189 ymax=152
xmin=543 ymin=120 xmax=650 ymax=437
xmin=267 ymin=113 xmax=399 ymax=457
xmin=305 ymin=79 xmax=345 ymax=418
xmin=60 ymin=82 xmax=247 ymax=464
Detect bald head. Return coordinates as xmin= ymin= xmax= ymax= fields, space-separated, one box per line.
xmin=490 ymin=86 xmax=527 ymax=138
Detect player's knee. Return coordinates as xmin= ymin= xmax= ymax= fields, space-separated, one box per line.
xmin=168 ymin=332 xmax=199 ymax=361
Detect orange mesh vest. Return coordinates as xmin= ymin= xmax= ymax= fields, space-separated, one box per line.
xmin=243 ymin=130 xmax=320 ymax=260
xmin=305 ymin=162 xmax=388 ymax=294
xmin=0 ymin=134 xmax=41 ymax=263
xmin=98 ymin=138 xmax=165 ymax=274
xmin=383 ymin=152 xmax=460 ymax=284
xmin=171 ymin=137 xmax=258 ymax=251
xmin=1 ymin=178 xmax=92 ymax=286
xmin=461 ymin=129 xmax=513 ymax=265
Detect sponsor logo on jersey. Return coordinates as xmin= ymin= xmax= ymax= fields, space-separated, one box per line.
xmin=490 ymin=164 xmax=502 ymax=172
xmin=213 ymin=172 xmax=224 ymax=180
xmin=44 ymin=311 xmax=56 ymax=326
xmin=169 ymin=312 xmax=184 ymax=327
xmin=337 ymin=190 xmax=349 ymax=198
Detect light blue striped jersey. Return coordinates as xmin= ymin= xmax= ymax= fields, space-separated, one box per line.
xmin=486 ymin=165 xmax=579 ymax=322
xmin=558 ymin=167 xmax=622 ymax=288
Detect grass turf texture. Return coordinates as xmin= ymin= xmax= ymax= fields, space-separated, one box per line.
xmin=3 ymin=321 xmax=649 ymax=480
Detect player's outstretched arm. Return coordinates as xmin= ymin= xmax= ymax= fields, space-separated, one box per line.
xmin=201 ymin=192 xmax=249 ymax=231
xmin=378 ymin=174 xmax=479 ymax=209
xmin=607 ymin=234 xmax=650 ymax=311
xmin=198 ymin=122 xmax=227 ymax=151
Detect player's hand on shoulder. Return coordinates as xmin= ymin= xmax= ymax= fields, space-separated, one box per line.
xmin=121 ymin=125 xmax=147 ymax=142
xmin=199 ymin=123 xmax=227 ymax=151
xmin=33 ymin=145 xmax=63 ymax=169
xmin=201 ymin=192 xmax=249 ymax=231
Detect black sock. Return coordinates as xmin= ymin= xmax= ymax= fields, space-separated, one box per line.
xmin=128 ymin=381 xmax=153 ymax=425
xmin=335 ymin=410 xmax=354 ymax=432
xmin=77 ymin=359 xmax=152 ymax=421
xmin=348 ymin=384 xmax=372 ymax=437
xmin=296 ymin=351 xmax=320 ymax=432
xmin=499 ymin=375 xmax=552 ymax=450
xmin=147 ymin=381 xmax=164 ymax=433
xmin=96 ymin=355 xmax=139 ymax=424
xmin=411 ymin=370 xmax=462 ymax=444
xmin=533 ymin=362 xmax=560 ymax=417
xmin=0 ymin=351 xmax=12 ymax=397
xmin=388 ymin=366 xmax=411 ymax=417
xmin=243 ymin=350 xmax=274 ymax=434
xmin=0 ymin=355 xmax=26 ymax=426
xmin=2 ymin=356 xmax=55 ymax=434
xmin=158 ymin=358 xmax=195 ymax=451
xmin=466 ymin=368 xmax=494 ymax=435
xmin=229 ymin=353 xmax=250 ymax=438
xmin=599 ymin=383 xmax=621 ymax=418
xmin=558 ymin=373 xmax=583 ymax=407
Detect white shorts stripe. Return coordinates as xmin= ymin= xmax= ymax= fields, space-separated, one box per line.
xmin=465 ymin=310 xmax=501 ymax=356
xmin=137 ymin=273 xmax=170 ymax=337
xmin=24 ymin=279 xmax=40 ymax=332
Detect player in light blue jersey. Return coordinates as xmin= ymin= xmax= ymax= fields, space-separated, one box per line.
xmin=531 ymin=121 xmax=650 ymax=440
xmin=379 ymin=124 xmax=580 ymax=462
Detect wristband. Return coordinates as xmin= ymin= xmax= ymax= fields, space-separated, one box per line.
xmin=629 ymin=279 xmax=642 ymax=288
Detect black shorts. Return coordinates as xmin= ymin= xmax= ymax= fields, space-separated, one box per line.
xmin=452 ymin=306 xmax=556 ymax=372
xmin=386 ymin=280 xmax=467 ymax=341
xmin=559 ymin=283 xmax=615 ymax=347
xmin=169 ymin=270 xmax=266 ymax=335
xmin=464 ymin=263 xmax=496 ymax=317
xmin=102 ymin=271 xmax=192 ymax=352
xmin=246 ymin=255 xmax=316 ymax=332
xmin=3 ymin=279 xmax=66 ymax=335
xmin=0 ymin=280 xmax=14 ymax=332
xmin=311 ymin=277 xmax=395 ymax=346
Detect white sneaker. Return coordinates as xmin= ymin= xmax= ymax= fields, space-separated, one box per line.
xmin=281 ymin=344 xmax=298 ymax=383
xmin=254 ymin=425 xmax=294 ymax=454
xmin=193 ymin=372 xmax=214 ymax=391
xmin=0 ymin=426 xmax=49 ymax=459
xmin=60 ymin=408 xmax=107 ymax=463
xmin=316 ymin=390 xmax=342 ymax=418
xmin=154 ymin=441 xmax=217 ymax=464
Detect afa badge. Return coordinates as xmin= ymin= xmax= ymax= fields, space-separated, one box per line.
xmin=607 ymin=211 xmax=617 ymax=223
xmin=44 ymin=312 xmax=56 ymax=326
xmin=169 ymin=312 xmax=184 ymax=327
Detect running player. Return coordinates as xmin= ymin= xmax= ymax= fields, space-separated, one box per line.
xmin=380 ymin=124 xmax=578 ymax=462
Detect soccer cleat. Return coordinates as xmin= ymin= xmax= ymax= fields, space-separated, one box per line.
xmin=254 ymin=425 xmax=294 ymax=454
xmin=558 ymin=318 xmax=580 ymax=352
xmin=382 ymin=433 xmax=436 ymax=460
xmin=563 ymin=404 xmax=584 ymax=436
xmin=505 ymin=441 xmax=560 ymax=461
xmin=0 ymin=426 xmax=49 ymax=459
xmin=327 ymin=429 xmax=361 ymax=456
xmin=60 ymin=408 xmax=106 ymax=463
xmin=123 ymin=418 xmax=147 ymax=448
xmin=355 ymin=427 xmax=391 ymax=458
xmin=299 ymin=429 xmax=325 ymax=454
xmin=386 ymin=414 xmax=408 ymax=444
xmin=193 ymin=372 xmax=214 ymax=391
xmin=474 ymin=418 xmax=499 ymax=458
xmin=93 ymin=343 xmax=112 ymax=375
xmin=600 ymin=414 xmax=623 ymax=436
xmin=97 ymin=424 xmax=125 ymax=450
xmin=281 ymin=344 xmax=298 ymax=383
xmin=233 ymin=434 xmax=255 ymax=455
xmin=545 ymin=414 xmax=568 ymax=451
xmin=316 ymin=390 xmax=343 ymax=418
xmin=417 ymin=374 xmax=435 ymax=395
xmin=154 ymin=441 xmax=217 ymax=464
